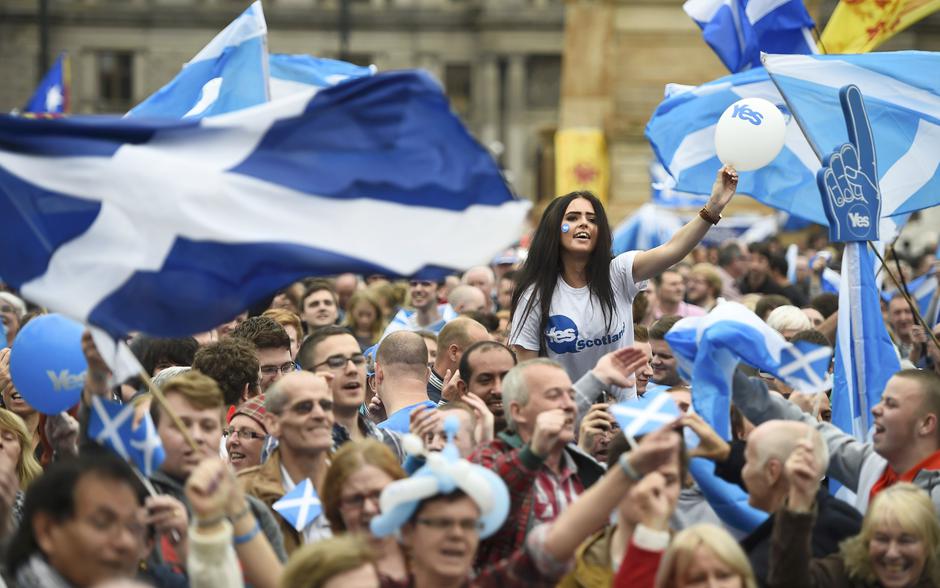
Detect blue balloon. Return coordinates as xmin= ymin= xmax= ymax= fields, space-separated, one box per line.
xmin=9 ymin=314 xmax=87 ymax=414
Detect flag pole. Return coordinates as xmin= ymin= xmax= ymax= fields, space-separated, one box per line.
xmin=138 ymin=369 xmax=199 ymax=452
xmin=868 ymin=243 xmax=940 ymax=354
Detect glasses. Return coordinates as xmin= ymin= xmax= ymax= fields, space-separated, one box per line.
xmin=0 ymin=305 xmax=13 ymax=314
xmin=416 ymin=517 xmax=483 ymax=532
xmin=223 ymin=428 xmax=266 ymax=441
xmin=81 ymin=511 xmax=147 ymax=542
xmin=287 ymin=398 xmax=334 ymax=416
xmin=340 ymin=489 xmax=382 ymax=510
xmin=311 ymin=354 xmax=366 ymax=370
xmin=260 ymin=361 xmax=295 ymax=376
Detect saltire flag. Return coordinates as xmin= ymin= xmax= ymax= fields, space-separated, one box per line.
xmin=881 ymin=270 xmax=939 ymax=327
xmin=646 ymin=67 xmax=825 ymax=225
xmin=665 ymin=301 xmax=831 ymax=438
xmin=273 ymin=478 xmax=322 ymax=532
xmin=688 ymin=457 xmax=768 ymax=534
xmin=650 ymin=162 xmax=709 ymax=209
xmin=612 ymin=204 xmax=683 ymax=256
xmin=269 ymin=53 xmax=375 ymax=100
xmin=832 ymin=243 xmax=902 ymax=440
xmin=763 ymin=52 xmax=940 ymax=237
xmin=0 ymin=70 xmax=529 ymax=338
xmin=126 ymin=1 xmax=268 ymax=119
xmin=610 ymin=390 xmax=681 ymax=440
xmin=683 ymin=0 xmax=817 ymax=73
xmin=88 ymin=397 xmax=166 ymax=476
xmin=24 ymin=53 xmax=69 ymax=115
xmin=821 ymin=0 xmax=940 ymax=54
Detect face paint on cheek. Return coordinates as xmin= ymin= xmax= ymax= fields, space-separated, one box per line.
xmin=561 ymin=223 xmax=570 ymax=233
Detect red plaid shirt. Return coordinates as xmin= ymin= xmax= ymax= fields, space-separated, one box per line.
xmin=469 ymin=431 xmax=587 ymax=568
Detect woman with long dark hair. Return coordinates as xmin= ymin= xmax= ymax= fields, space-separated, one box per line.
xmin=509 ymin=167 xmax=737 ymax=398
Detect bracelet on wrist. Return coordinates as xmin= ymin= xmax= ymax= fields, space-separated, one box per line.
xmin=228 ymin=502 xmax=251 ymax=522
xmin=195 ymin=514 xmax=226 ymax=528
xmin=699 ymin=206 xmax=722 ymax=225
xmin=233 ymin=521 xmax=261 ymax=545
xmin=618 ymin=453 xmax=642 ymax=482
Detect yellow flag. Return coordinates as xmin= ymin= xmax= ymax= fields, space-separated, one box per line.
xmin=821 ymin=0 xmax=940 ymax=54
xmin=554 ymin=128 xmax=609 ymax=205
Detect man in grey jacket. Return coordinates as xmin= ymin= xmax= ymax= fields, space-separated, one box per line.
xmin=731 ymin=367 xmax=940 ymax=515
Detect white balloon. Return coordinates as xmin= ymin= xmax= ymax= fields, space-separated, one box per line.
xmin=714 ymin=97 xmax=787 ymax=172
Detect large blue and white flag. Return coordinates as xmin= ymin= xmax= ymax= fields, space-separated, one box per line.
xmin=832 ymin=243 xmax=901 ymax=440
xmin=650 ymin=162 xmax=709 ymax=209
xmin=88 ymin=397 xmax=166 ymax=476
xmin=24 ymin=53 xmax=69 ymax=115
xmin=126 ymin=2 xmax=268 ymax=119
xmin=683 ymin=0 xmax=816 ymax=73
xmin=0 ymin=71 xmax=529 ymax=338
xmin=269 ymin=54 xmax=375 ymax=100
xmin=665 ymin=301 xmax=831 ymax=438
xmin=612 ymin=204 xmax=684 ymax=255
xmin=273 ymin=478 xmax=322 ymax=532
xmin=763 ymin=52 xmax=940 ymax=238
xmin=646 ymin=67 xmax=825 ymax=225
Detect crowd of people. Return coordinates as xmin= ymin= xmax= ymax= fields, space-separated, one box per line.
xmin=1 ymin=169 xmax=940 ymax=588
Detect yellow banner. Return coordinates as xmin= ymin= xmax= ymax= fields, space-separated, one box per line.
xmin=821 ymin=0 xmax=940 ymax=54
xmin=554 ymin=128 xmax=609 ymax=205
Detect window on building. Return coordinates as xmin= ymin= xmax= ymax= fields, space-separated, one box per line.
xmin=444 ymin=63 xmax=472 ymax=120
xmin=526 ymin=54 xmax=561 ymax=110
xmin=96 ymin=50 xmax=133 ymax=113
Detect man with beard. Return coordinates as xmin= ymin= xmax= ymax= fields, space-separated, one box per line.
xmin=298 ymin=326 xmax=403 ymax=461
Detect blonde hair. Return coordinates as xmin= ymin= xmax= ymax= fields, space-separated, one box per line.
xmin=262 ymin=308 xmax=304 ymax=343
xmin=691 ymin=263 xmax=723 ymax=298
xmin=654 ymin=524 xmax=757 ymax=588
xmin=766 ymin=305 xmax=812 ymax=335
xmin=322 ymin=440 xmax=406 ymax=533
xmin=280 ymin=534 xmax=375 ymax=588
xmin=342 ymin=291 xmax=384 ymax=346
xmin=840 ymin=483 xmax=940 ymax=584
xmin=152 ymin=370 xmax=225 ymax=426
xmin=0 ymin=409 xmax=42 ymax=489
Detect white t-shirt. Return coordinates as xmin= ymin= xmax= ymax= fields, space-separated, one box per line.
xmin=509 ymin=252 xmax=646 ymax=398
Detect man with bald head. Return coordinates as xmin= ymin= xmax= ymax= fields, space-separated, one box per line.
xmin=462 ymin=265 xmax=496 ymax=311
xmin=739 ymin=420 xmax=861 ymax=584
xmin=448 ymin=284 xmax=488 ymax=314
xmin=376 ymin=331 xmax=437 ymax=433
xmin=428 ymin=317 xmax=490 ymax=403
xmin=239 ymin=371 xmax=335 ymax=554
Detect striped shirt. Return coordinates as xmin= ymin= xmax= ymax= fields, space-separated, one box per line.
xmin=531 ymin=450 xmax=583 ymax=526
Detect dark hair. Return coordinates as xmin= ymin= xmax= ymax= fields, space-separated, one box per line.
xmin=790 ymin=329 xmax=830 ymax=347
xmin=810 ymin=292 xmax=839 ymax=319
xmin=717 ymin=242 xmax=743 ymax=268
xmin=649 ymin=315 xmax=681 ymax=342
xmin=755 ymin=294 xmax=789 ymax=321
xmin=466 ymin=310 xmax=499 ymax=333
xmin=303 ymin=279 xmax=338 ymax=306
xmin=606 ymin=430 xmax=688 ymax=482
xmin=129 ymin=336 xmax=199 ymax=376
xmin=193 ymin=337 xmax=260 ymax=406
xmin=232 ymin=316 xmax=290 ymax=352
xmin=7 ymin=451 xmax=147 ymax=574
xmin=510 ymin=192 xmax=615 ymax=352
xmin=459 ymin=340 xmax=516 ymax=384
xmin=297 ymin=325 xmax=355 ymax=371
xmin=410 ymin=489 xmax=471 ymax=524
xmin=767 ymin=252 xmax=789 ymax=278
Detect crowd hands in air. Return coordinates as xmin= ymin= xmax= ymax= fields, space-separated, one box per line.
xmin=1 ymin=169 xmax=940 ymax=587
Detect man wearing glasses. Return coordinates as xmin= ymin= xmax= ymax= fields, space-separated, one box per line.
xmin=239 ymin=371 xmax=335 ymax=554
xmin=298 ymin=326 xmax=404 ymax=462
xmin=233 ymin=316 xmax=295 ymax=393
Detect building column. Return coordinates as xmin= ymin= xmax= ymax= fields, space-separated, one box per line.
xmin=506 ymin=53 xmax=529 ymax=197
xmin=473 ymin=53 xmax=501 ymax=160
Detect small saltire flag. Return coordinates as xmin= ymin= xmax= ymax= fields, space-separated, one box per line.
xmin=0 ymin=71 xmax=529 ymax=337
xmin=665 ymin=301 xmax=831 ymax=438
xmin=269 ymin=53 xmax=375 ymax=100
xmin=646 ymin=67 xmax=825 ymax=225
xmin=881 ymin=270 xmax=939 ymax=327
xmin=24 ymin=53 xmax=69 ymax=115
xmin=762 ymin=52 xmax=940 ymax=237
xmin=612 ymin=204 xmax=684 ymax=256
xmin=821 ymin=0 xmax=940 ymax=54
xmin=273 ymin=479 xmax=322 ymax=532
xmin=126 ymin=1 xmax=268 ymax=119
xmin=88 ymin=397 xmax=165 ymax=476
xmin=833 ymin=243 xmax=902 ymax=440
xmin=610 ymin=390 xmax=681 ymax=441
xmin=683 ymin=0 xmax=817 ymax=73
